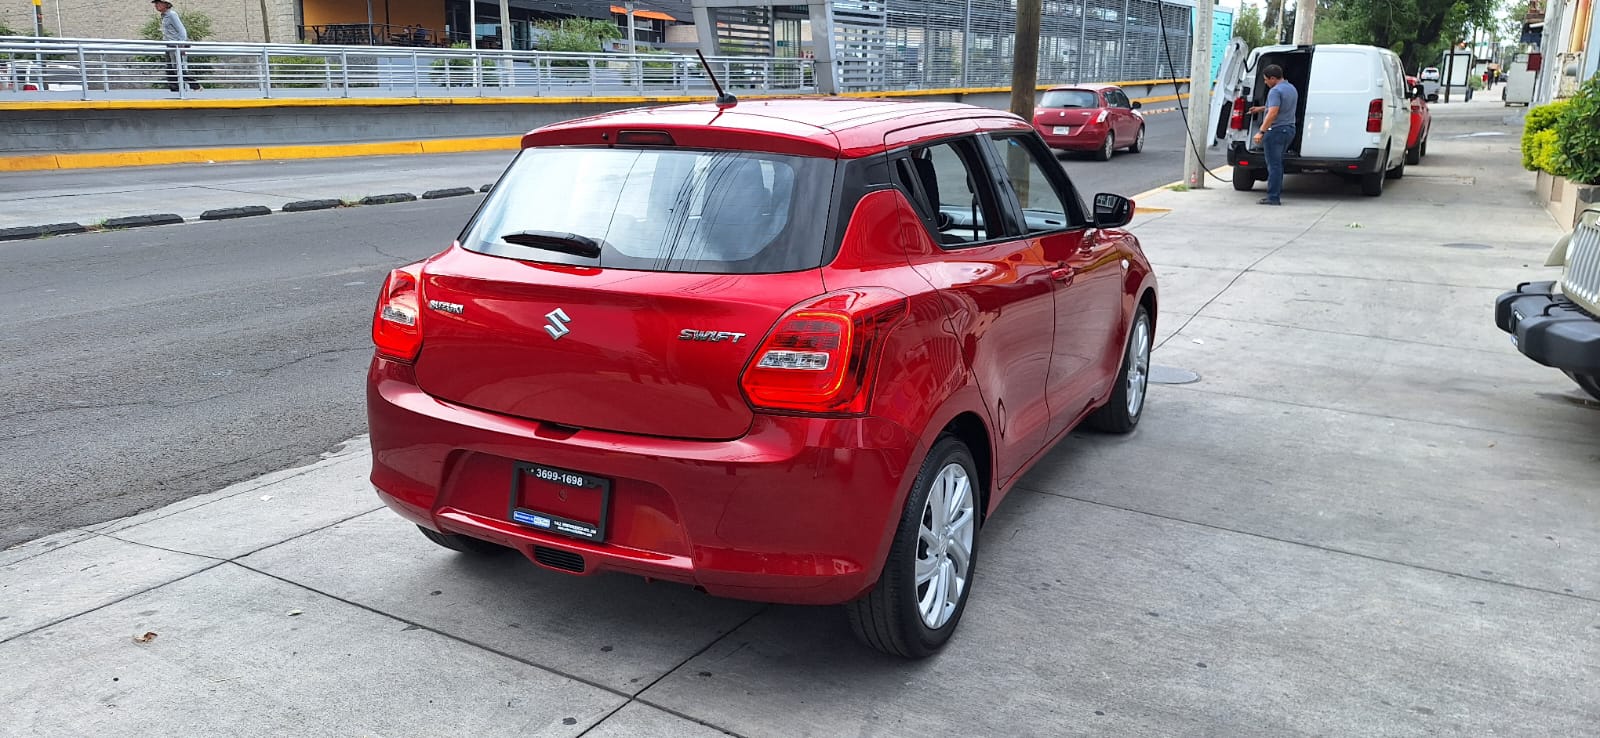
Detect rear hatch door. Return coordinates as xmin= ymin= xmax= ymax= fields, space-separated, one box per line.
xmin=412 ymin=145 xmax=837 ymax=441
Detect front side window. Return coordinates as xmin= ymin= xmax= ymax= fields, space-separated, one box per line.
xmin=989 ymin=135 xmax=1082 ymax=233
xmin=461 ymin=147 xmax=837 ymax=274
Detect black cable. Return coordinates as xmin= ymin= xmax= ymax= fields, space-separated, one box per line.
xmin=1155 ymin=3 xmax=1220 ymax=182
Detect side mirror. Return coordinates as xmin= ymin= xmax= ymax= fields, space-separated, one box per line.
xmin=1411 ymin=84 xmax=1425 ymax=99
xmin=1131 ymin=100 xmax=1143 ymax=110
xmin=1093 ymin=193 xmax=1134 ymax=228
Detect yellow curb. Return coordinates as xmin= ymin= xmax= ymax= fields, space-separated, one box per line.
xmin=0 ymin=135 xmax=527 ymax=171
xmin=1133 ymin=206 xmax=1173 ymax=214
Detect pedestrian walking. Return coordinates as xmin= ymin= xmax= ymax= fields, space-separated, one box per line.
xmin=152 ymin=0 xmax=200 ymax=92
xmin=1248 ymin=65 xmax=1297 ymax=206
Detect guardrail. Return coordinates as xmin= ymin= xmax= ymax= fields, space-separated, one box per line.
xmin=0 ymin=36 xmax=818 ymax=100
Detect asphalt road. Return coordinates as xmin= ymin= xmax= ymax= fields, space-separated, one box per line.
xmin=0 ymin=200 xmax=477 ymax=547
xmin=0 ymin=105 xmax=1212 ymax=547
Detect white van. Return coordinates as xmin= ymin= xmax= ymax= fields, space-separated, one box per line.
xmin=1211 ymin=43 xmax=1413 ymax=197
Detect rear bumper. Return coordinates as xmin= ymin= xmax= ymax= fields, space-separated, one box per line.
xmin=1494 ymin=281 xmax=1600 ymax=372
xmin=1036 ymin=122 xmax=1110 ymax=150
xmin=1229 ymin=144 xmax=1385 ymax=175
xmin=366 ymin=356 xmax=922 ymax=605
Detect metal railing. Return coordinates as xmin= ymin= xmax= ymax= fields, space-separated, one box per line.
xmin=0 ymin=37 xmax=818 ymax=100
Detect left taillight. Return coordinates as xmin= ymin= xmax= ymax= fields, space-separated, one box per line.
xmin=1094 ymin=109 xmax=1110 ymax=124
xmin=739 ymin=288 xmax=908 ymax=415
xmin=372 ymin=263 xmax=424 ymax=362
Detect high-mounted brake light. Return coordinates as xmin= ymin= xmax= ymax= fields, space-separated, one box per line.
xmin=1229 ymin=96 xmax=1247 ymax=130
xmin=740 ymin=288 xmax=908 ymax=415
xmin=1367 ymin=98 xmax=1384 ymax=132
xmin=372 ymin=263 xmax=425 ymax=362
xmin=615 ymin=130 xmax=675 ymax=146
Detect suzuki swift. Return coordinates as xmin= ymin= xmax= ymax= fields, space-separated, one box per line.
xmin=366 ymin=98 xmax=1158 ymax=658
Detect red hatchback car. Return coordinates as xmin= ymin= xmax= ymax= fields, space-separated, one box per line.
xmin=367 ymin=98 xmax=1158 ymax=657
xmin=1032 ymin=84 xmax=1147 ymax=160
xmin=1404 ymin=75 xmax=1432 ymax=165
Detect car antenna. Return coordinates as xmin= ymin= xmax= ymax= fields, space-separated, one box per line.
xmin=695 ymin=49 xmax=738 ymax=107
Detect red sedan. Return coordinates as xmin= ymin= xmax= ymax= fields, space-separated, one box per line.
xmin=366 ymin=98 xmax=1158 ymax=657
xmin=1032 ymin=84 xmax=1147 ymax=160
xmin=1406 ymin=75 xmax=1432 ymax=164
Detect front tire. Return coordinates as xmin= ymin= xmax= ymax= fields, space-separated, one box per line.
xmin=1127 ymin=125 xmax=1145 ymax=153
xmin=847 ymin=435 xmax=980 ymax=659
xmin=1232 ymin=166 xmax=1255 ymax=191
xmin=1387 ymin=158 xmax=1406 ymax=179
xmin=1405 ymin=145 xmax=1421 ymax=165
xmin=1566 ymin=372 xmax=1600 ymax=402
xmin=418 ymin=525 xmax=509 ymax=555
xmin=1086 ymin=305 xmax=1152 ymax=433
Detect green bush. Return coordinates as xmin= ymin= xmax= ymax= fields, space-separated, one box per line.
xmin=1523 ymin=100 xmax=1570 ymax=171
xmin=1554 ymin=74 xmax=1600 ymax=185
xmin=270 ymin=55 xmax=335 ymax=88
xmin=1530 ymin=129 xmax=1563 ymax=175
xmin=535 ymin=18 xmax=619 ymax=67
xmin=431 ymin=41 xmax=497 ymax=86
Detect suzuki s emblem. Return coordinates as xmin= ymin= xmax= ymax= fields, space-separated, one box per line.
xmin=544 ymin=308 xmax=572 ymax=340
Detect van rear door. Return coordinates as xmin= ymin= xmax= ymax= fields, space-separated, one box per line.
xmin=1209 ymin=38 xmax=1250 ymax=147
xmin=1300 ymin=47 xmax=1383 ymax=159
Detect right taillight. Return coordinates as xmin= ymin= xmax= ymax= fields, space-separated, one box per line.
xmin=1367 ymin=98 xmax=1384 ymax=132
xmin=740 ymin=288 xmax=908 ymax=415
xmin=1229 ymin=95 xmax=1247 ymax=130
xmin=372 ymin=263 xmax=424 ymax=362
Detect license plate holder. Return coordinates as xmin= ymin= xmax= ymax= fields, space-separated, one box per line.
xmin=509 ymin=461 xmax=610 ymax=543
xmin=1052 ymin=126 xmax=1071 ymax=135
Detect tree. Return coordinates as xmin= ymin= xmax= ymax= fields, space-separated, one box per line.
xmin=532 ymin=18 xmax=620 ymax=53
xmin=1313 ymin=0 xmax=1499 ymax=71
xmin=1233 ymin=4 xmax=1271 ymax=49
xmin=139 ymin=11 xmax=213 ymax=41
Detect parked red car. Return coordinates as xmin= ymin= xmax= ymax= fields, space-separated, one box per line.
xmin=367 ymin=98 xmax=1158 ymax=657
xmin=1032 ymin=84 xmax=1147 ymax=160
xmin=1405 ymin=75 xmax=1432 ymax=165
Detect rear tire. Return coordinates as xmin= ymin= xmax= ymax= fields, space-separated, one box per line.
xmin=1420 ymin=137 xmax=1428 ymax=158
xmin=1566 ymin=372 xmax=1600 ymax=402
xmin=1232 ymin=166 xmax=1255 ymax=191
xmin=418 ymin=525 xmax=509 ymax=555
xmin=1095 ymin=134 xmax=1115 ymax=161
xmin=1086 ymin=306 xmax=1152 ymax=433
xmin=847 ymin=435 xmax=981 ymax=658
xmin=1360 ymin=157 xmax=1387 ymax=196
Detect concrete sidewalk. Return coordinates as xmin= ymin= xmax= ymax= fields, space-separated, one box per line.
xmin=3 ymin=95 xmax=1598 ymax=736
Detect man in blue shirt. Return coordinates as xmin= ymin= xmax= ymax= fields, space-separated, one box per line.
xmin=1249 ymin=65 xmax=1297 ymax=205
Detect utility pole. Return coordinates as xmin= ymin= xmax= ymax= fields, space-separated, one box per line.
xmin=499 ymin=0 xmax=511 ymax=50
xmin=32 ymin=0 xmax=43 ymax=36
xmin=625 ymin=1 xmax=638 ymax=54
xmin=1009 ymin=0 xmax=1042 ymax=119
xmin=1184 ymin=0 xmax=1214 ymax=188
xmin=1272 ymin=0 xmax=1287 ymax=44
xmin=1291 ymin=0 xmax=1315 ymax=44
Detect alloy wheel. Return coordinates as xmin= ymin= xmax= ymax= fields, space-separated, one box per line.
xmin=915 ymin=462 xmax=976 ymax=629
xmin=1126 ymin=314 xmax=1151 ymax=417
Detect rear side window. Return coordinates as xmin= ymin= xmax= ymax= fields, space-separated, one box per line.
xmin=462 ymin=147 xmax=837 ymax=274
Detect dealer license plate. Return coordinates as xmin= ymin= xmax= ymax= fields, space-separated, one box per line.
xmin=509 ymin=461 xmax=610 ymax=542
xmin=1052 ymin=126 xmax=1071 ymax=135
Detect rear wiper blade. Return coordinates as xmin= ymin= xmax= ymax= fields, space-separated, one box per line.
xmin=499 ymin=230 xmax=603 ymax=258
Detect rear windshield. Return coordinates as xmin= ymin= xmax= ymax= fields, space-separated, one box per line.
xmin=461 ymin=147 xmax=838 ymax=274
xmin=1039 ymin=90 xmax=1100 ymax=108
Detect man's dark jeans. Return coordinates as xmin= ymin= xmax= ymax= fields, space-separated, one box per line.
xmin=166 ymin=49 xmax=198 ymax=91
xmin=1262 ymin=126 xmax=1294 ymax=203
